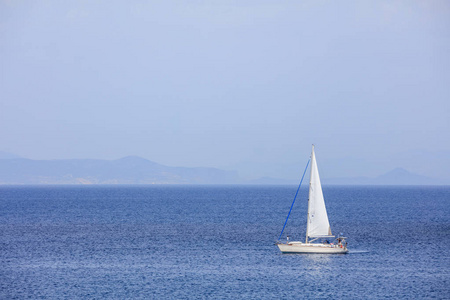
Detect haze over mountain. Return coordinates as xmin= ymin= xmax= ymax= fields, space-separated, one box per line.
xmin=322 ymin=168 xmax=445 ymax=186
xmin=1 ymin=1 xmax=448 ymax=186
xmin=0 ymin=156 xmax=239 ymax=185
xmin=0 ymin=155 xmax=446 ymax=185
xmin=0 ymin=151 xmax=22 ymax=160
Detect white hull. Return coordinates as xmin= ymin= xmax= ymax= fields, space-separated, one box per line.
xmin=277 ymin=242 xmax=348 ymax=254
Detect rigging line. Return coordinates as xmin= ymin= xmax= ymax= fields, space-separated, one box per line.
xmin=278 ymin=158 xmax=310 ymax=241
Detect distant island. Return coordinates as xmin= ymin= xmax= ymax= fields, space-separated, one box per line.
xmin=0 ymin=156 xmax=239 ymax=184
xmin=0 ymin=155 xmax=446 ymax=185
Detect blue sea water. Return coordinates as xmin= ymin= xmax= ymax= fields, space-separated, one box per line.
xmin=0 ymin=185 xmax=449 ymax=299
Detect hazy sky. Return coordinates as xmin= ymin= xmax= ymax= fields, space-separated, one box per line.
xmin=1 ymin=1 xmax=449 ymax=180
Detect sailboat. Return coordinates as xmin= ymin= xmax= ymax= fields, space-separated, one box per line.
xmin=277 ymin=145 xmax=348 ymax=254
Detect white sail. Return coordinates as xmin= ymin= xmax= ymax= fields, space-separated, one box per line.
xmin=306 ymin=145 xmax=332 ymax=239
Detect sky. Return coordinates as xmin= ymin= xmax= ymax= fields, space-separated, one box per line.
xmin=1 ymin=1 xmax=449 ymax=181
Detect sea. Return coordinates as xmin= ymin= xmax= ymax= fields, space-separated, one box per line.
xmin=0 ymin=185 xmax=449 ymax=299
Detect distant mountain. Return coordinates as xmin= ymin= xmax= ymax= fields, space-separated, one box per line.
xmin=0 ymin=156 xmax=239 ymax=184
xmin=245 ymin=167 xmax=444 ymax=185
xmin=0 ymin=154 xmax=445 ymax=185
xmin=371 ymin=168 xmax=440 ymax=185
xmin=323 ymin=168 xmax=443 ymax=185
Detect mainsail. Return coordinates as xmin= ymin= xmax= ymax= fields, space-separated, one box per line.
xmin=306 ymin=145 xmax=332 ymax=240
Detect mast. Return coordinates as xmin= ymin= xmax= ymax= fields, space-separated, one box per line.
xmin=305 ymin=144 xmax=314 ymax=243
